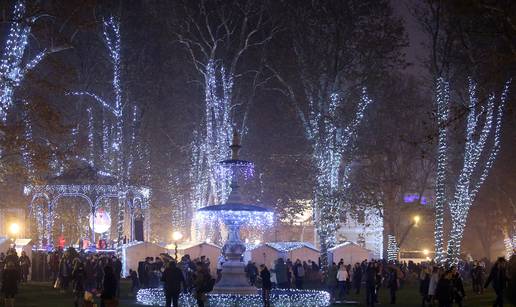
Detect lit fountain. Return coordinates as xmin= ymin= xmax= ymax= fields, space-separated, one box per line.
xmin=137 ymin=131 xmax=330 ymax=306
xmin=197 ymin=131 xmax=273 ymax=294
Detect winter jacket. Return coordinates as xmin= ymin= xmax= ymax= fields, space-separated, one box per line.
xmin=161 ymin=266 xmax=184 ymax=294
xmin=485 ymin=264 xmax=508 ymax=291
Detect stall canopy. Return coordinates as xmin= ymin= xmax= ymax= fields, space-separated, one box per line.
xmin=244 ymin=243 xmax=280 ymax=268
xmin=122 ymin=241 xmax=168 ymax=276
xmin=267 ymin=242 xmax=320 ymax=263
xmin=328 ymin=241 xmax=372 ymax=265
xmin=245 ymin=242 xmax=320 ymax=267
xmin=167 ymin=242 xmax=222 ymax=275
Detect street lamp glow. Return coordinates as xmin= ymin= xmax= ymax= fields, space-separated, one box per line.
xmin=172 ymin=231 xmax=183 ymax=242
xmin=413 ymin=215 xmax=421 ymax=225
xmin=423 ymin=249 xmax=429 ymax=256
xmin=9 ymin=223 xmax=20 ymax=235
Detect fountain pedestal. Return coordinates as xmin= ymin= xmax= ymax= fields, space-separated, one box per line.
xmin=212 ymin=220 xmax=256 ymax=294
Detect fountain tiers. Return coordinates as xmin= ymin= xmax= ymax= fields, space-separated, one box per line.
xmin=197 ymin=131 xmax=272 ymax=295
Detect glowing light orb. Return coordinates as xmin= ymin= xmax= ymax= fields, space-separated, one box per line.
xmin=9 ymin=223 xmax=20 ymax=235
xmin=89 ymin=208 xmax=111 ymax=233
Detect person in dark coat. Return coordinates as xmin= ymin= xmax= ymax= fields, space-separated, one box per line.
xmin=420 ymin=266 xmax=431 ymax=306
xmin=59 ymin=253 xmax=72 ymax=292
xmin=72 ymin=261 xmax=86 ymax=307
xmin=100 ymin=266 xmax=118 ymax=307
xmin=293 ymin=260 xmax=305 ymax=289
xmin=365 ymin=262 xmax=377 ymax=307
xmin=352 ymin=263 xmax=362 ymax=294
xmin=18 ymin=251 xmax=30 ymax=282
xmin=1 ymin=260 xmax=19 ymax=307
xmin=387 ymin=267 xmax=399 ymax=304
xmin=436 ymin=269 xmax=453 ymax=307
xmin=161 ymin=261 xmax=185 ymax=307
xmin=112 ymin=256 xmax=122 ymax=297
xmin=326 ymin=262 xmax=338 ymax=303
xmin=485 ymin=257 xmax=508 ymax=307
xmin=193 ymin=263 xmax=211 ymax=307
xmin=274 ymin=258 xmax=288 ymax=288
xmin=260 ymin=264 xmax=272 ymax=307
xmin=451 ymin=266 xmax=465 ymax=307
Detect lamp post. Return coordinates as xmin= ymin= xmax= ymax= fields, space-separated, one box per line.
xmin=397 ymin=215 xmax=422 ymax=258
xmin=172 ymin=231 xmax=183 ymax=261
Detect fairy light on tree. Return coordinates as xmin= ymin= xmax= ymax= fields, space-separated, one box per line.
xmin=0 ymin=0 xmax=69 ymax=121
xmin=433 ymin=78 xmax=510 ymax=265
xmin=0 ymin=0 xmax=43 ymax=120
xmin=312 ymin=90 xmax=372 ymax=268
xmin=71 ymin=17 xmax=127 ymax=245
xmin=87 ymin=107 xmax=95 ymax=166
xmin=174 ymin=1 xmax=275 ymax=240
xmin=387 ymin=234 xmax=399 ymax=262
xmin=434 ymin=77 xmax=450 ymax=264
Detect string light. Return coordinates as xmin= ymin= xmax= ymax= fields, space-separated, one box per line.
xmin=434 ymin=77 xmax=450 ymax=265
xmin=69 ymin=17 xmax=149 ymax=247
xmin=433 ymin=78 xmax=510 ymax=265
xmin=137 ymin=288 xmax=330 ymax=306
xmin=196 ymin=208 xmax=273 ymax=229
xmin=306 ymin=88 xmax=372 ymax=269
xmin=0 ymin=0 xmax=48 ymax=121
xmin=387 ymin=234 xmax=399 ymax=262
xmin=21 ymin=102 xmax=34 ymax=179
xmin=24 ymin=183 xmax=150 ymax=245
xmin=266 ymin=242 xmax=318 ymax=252
xmin=504 ymin=237 xmax=514 ymax=260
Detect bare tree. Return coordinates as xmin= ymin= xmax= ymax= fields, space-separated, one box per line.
xmin=170 ymin=0 xmax=277 ymax=239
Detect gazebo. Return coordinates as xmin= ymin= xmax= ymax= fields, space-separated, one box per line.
xmin=24 ymin=160 xmax=151 ymax=247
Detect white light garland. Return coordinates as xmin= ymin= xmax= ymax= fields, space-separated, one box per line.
xmin=433 ymin=77 xmax=510 ymax=266
xmin=308 ymin=88 xmax=372 ymax=269
xmin=137 ymin=288 xmax=330 ymax=306
xmin=69 ymin=16 xmax=145 ymax=247
xmin=266 ymin=242 xmax=318 ymax=252
xmin=0 ymin=0 xmax=47 ymax=121
xmin=196 ymin=210 xmax=273 ymax=229
xmin=504 ymin=237 xmax=514 ymax=260
xmin=434 ymin=77 xmax=450 ymax=265
xmin=387 ymin=234 xmax=399 ymax=262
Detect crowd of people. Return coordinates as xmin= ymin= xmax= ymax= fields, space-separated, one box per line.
xmin=47 ymin=247 xmax=122 ymax=307
xmin=0 ymin=249 xmax=28 ymax=307
xmin=127 ymin=254 xmax=215 ymax=307
xmin=0 ymin=245 xmax=514 ymax=307
xmin=317 ymin=257 xmax=511 ymax=307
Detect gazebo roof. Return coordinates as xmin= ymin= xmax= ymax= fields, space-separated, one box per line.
xmin=48 ymin=159 xmax=117 ymax=185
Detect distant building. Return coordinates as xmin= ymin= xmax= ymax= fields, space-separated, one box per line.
xmin=290 ymin=199 xmax=384 ymax=259
xmin=336 ymin=208 xmax=383 ymax=259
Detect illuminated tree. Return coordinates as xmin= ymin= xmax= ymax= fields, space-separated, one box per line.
xmin=433 ymin=77 xmax=450 ymax=264
xmin=173 ymin=0 xmax=276 ymax=239
xmin=70 ymin=17 xmax=150 ymax=244
xmin=0 ymin=0 xmax=44 ymax=120
xmin=0 ymin=0 xmax=71 ymax=121
xmin=451 ymin=79 xmax=508 ymax=265
xmin=270 ymin=0 xmax=405 ymax=269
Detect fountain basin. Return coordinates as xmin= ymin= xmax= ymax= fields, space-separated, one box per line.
xmin=137 ymin=288 xmax=331 ymax=306
xmin=196 ymin=204 xmax=273 ymax=228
